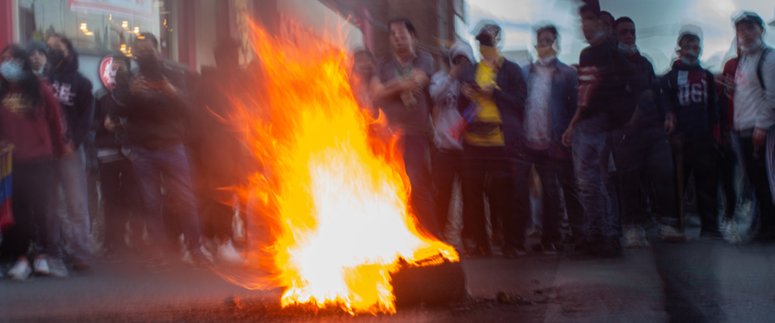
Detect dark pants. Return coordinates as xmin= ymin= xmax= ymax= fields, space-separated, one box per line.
xmin=737 ymin=132 xmax=775 ymax=234
xmin=98 ymin=158 xmax=143 ymax=251
xmin=132 ymin=144 xmax=202 ymax=253
xmin=432 ymin=149 xmax=464 ymax=235
xmin=557 ymin=152 xmax=585 ymax=239
xmin=462 ymin=144 xmax=519 ymax=247
xmin=718 ymin=142 xmax=738 ymax=219
xmin=614 ymin=127 xmax=677 ymax=226
xmin=1 ymin=162 xmax=55 ymax=261
xmin=403 ymin=135 xmax=440 ymax=238
xmin=514 ymin=148 xmax=563 ymax=244
xmin=673 ymin=136 xmax=719 ymax=233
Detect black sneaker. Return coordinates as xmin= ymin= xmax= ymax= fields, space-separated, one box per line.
xmin=597 ymin=238 xmax=622 ymax=258
xmin=72 ymin=258 xmax=92 ymax=272
xmin=502 ymin=244 xmax=528 ymax=259
xmin=700 ymin=230 xmax=724 ymax=240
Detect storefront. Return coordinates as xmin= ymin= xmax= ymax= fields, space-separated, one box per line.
xmin=1 ymin=0 xmax=363 ymax=92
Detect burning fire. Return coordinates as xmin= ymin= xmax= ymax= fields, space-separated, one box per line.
xmin=216 ymin=20 xmax=459 ymax=314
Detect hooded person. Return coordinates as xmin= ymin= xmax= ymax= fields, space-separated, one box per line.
xmin=45 ymin=34 xmax=95 ymax=270
xmin=27 ymin=41 xmax=48 ymax=77
xmin=114 ymin=33 xmax=212 ymax=267
xmin=457 ymin=23 xmax=528 ymax=258
xmin=661 ymin=25 xmax=722 ymax=240
xmin=429 ymin=41 xmax=475 ymax=240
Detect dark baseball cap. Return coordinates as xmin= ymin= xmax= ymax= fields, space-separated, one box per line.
xmin=734 ymin=11 xmax=765 ymax=28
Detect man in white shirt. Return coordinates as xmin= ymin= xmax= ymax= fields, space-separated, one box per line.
xmin=733 ymin=12 xmax=775 ymax=241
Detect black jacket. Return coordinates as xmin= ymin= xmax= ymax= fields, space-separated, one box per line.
xmin=457 ymin=57 xmax=528 ymax=153
xmin=577 ymin=38 xmax=640 ymax=133
xmin=661 ymin=60 xmax=719 ymax=144
xmin=47 ymin=45 xmax=95 ymax=147
xmin=115 ymin=63 xmax=191 ymax=150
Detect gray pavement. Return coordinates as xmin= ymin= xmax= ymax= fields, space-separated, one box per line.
xmin=2 ymin=227 xmax=775 ymax=322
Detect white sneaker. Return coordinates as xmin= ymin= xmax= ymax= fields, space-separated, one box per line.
xmin=182 ymin=246 xmax=214 ymax=265
xmin=8 ymin=259 xmax=32 ymax=281
xmin=721 ymin=218 xmax=741 ymax=243
xmin=217 ymin=240 xmax=245 ymax=265
xmin=34 ymin=256 xmax=50 ymax=275
xmin=658 ymin=224 xmax=686 ymax=242
xmin=48 ymin=259 xmax=70 ymax=278
xmin=639 ymin=226 xmax=650 ymax=247
xmin=623 ymin=225 xmax=642 ymax=248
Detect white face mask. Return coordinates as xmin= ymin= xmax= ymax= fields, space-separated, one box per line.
xmin=618 ymin=43 xmax=638 ymax=55
xmin=0 ymin=59 xmax=25 ymax=83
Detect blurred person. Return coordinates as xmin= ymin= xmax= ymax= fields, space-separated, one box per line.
xmin=93 ymin=54 xmax=144 ymax=260
xmin=192 ymin=39 xmax=248 ymax=264
xmin=115 ymin=33 xmax=212 ymax=267
xmin=733 ymin=12 xmax=775 ymax=241
xmin=662 ymin=26 xmax=722 ymax=240
xmin=612 ymin=17 xmax=679 ymax=247
xmin=716 ymin=42 xmax=742 ymax=242
xmin=429 ymin=41 xmax=475 ymax=241
xmin=27 ymin=42 xmax=48 ymax=77
xmin=600 ymin=11 xmax=615 ymax=38
xmin=457 ymin=24 xmax=527 ymax=257
xmin=372 ymin=17 xmax=440 ymax=239
xmin=351 ymin=48 xmax=377 ymax=113
xmin=562 ymin=5 xmax=637 ymax=257
xmin=0 ymin=44 xmax=70 ymax=279
xmin=46 ymin=34 xmax=95 ymax=270
xmin=518 ymin=25 xmax=578 ymax=254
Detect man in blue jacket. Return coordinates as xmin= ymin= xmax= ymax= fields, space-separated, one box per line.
xmin=519 ymin=24 xmax=579 ymax=255
xmin=46 ymin=34 xmax=95 ymax=271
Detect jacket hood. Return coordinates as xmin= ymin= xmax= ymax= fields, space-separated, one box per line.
xmin=51 ymin=40 xmax=80 ymax=74
xmin=671 ymin=59 xmax=703 ymax=71
xmin=449 ymin=42 xmax=475 ymax=66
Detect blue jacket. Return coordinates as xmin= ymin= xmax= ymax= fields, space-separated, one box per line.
xmin=521 ymin=59 xmax=578 ymax=146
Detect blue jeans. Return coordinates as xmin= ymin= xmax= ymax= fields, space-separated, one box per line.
xmin=133 ymin=144 xmax=202 ymax=253
xmin=403 ymin=135 xmax=440 ymax=239
xmin=573 ymin=130 xmax=619 ymax=239
xmin=50 ymin=146 xmax=92 ymax=261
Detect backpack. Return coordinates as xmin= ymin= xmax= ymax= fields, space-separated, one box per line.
xmin=757 ymin=47 xmax=772 ymax=90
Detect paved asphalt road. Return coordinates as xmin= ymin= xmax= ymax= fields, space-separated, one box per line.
xmin=1 ymin=223 xmax=774 ymax=322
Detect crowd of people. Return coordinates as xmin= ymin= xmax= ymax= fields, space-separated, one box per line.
xmin=352 ymin=6 xmax=775 ymax=259
xmin=0 ymin=3 xmax=773 ymax=282
xmin=0 ymin=32 xmax=248 ymax=280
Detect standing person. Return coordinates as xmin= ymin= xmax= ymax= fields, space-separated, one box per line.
xmin=192 ymin=39 xmax=247 ymax=264
xmin=27 ymin=42 xmax=48 ymax=77
xmin=519 ymin=25 xmax=578 ymax=254
xmin=733 ymin=12 xmax=775 ymax=241
xmin=562 ymin=5 xmax=636 ymax=257
xmin=93 ymin=54 xmax=144 ymax=260
xmin=662 ymin=26 xmax=722 ymax=240
xmin=115 ymin=33 xmax=211 ymax=267
xmin=351 ymin=48 xmax=377 ymax=114
xmin=46 ymin=34 xmax=95 ymax=270
xmin=716 ymin=44 xmax=741 ymax=242
xmin=372 ymin=17 xmax=440 ymax=239
xmin=0 ymin=45 xmax=70 ymax=279
xmin=429 ymin=41 xmax=475 ymax=241
xmin=458 ymin=24 xmax=527 ymax=257
xmin=613 ymin=17 xmax=679 ymax=247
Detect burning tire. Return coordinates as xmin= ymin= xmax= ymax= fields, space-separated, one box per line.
xmin=391 ymin=258 xmax=467 ymax=307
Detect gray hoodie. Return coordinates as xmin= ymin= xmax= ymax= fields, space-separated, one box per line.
xmin=429 ymin=42 xmax=475 ymax=150
xmin=734 ymin=41 xmax=775 ymax=131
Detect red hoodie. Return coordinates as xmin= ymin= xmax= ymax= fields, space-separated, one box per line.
xmin=0 ymin=80 xmax=68 ymax=164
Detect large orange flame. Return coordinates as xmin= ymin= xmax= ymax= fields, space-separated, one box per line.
xmin=217 ymin=19 xmax=458 ymax=314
